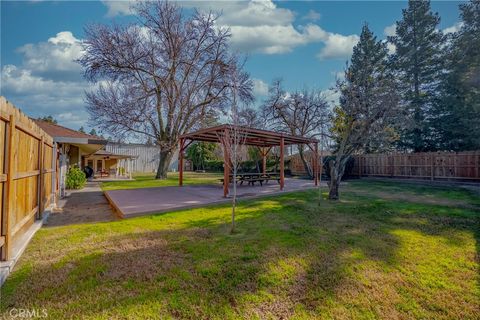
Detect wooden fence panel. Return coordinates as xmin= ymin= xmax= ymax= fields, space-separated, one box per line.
xmin=0 ymin=97 xmax=54 ymax=260
xmin=353 ymin=151 xmax=480 ymax=181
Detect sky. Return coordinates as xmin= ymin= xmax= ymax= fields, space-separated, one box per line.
xmin=0 ymin=0 xmax=465 ymax=132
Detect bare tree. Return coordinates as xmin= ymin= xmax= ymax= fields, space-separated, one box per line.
xmin=262 ymin=80 xmax=330 ymax=178
xmin=217 ymin=70 xmax=249 ymax=233
xmin=79 ymin=1 xmax=253 ymax=179
xmin=238 ymin=107 xmax=263 ymax=129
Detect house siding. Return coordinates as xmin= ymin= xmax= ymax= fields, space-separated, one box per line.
xmin=106 ymin=143 xmax=161 ymax=173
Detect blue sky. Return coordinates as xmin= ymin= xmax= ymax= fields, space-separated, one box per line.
xmin=1 ymin=1 xmax=464 ymax=131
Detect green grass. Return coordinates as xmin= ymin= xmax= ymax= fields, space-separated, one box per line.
xmin=1 ymin=181 xmax=479 ymax=319
xmin=101 ymin=172 xmax=223 ymax=191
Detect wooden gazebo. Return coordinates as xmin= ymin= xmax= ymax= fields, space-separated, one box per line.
xmin=179 ymin=125 xmax=319 ymax=197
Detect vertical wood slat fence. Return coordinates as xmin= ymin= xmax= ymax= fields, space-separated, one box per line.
xmin=353 ymin=152 xmax=480 ymax=181
xmin=1 ymin=97 xmax=55 ymax=261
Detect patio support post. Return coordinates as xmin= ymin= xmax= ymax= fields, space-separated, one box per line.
xmin=223 ymin=129 xmax=230 ymax=198
xmin=280 ymin=136 xmax=285 ymax=190
xmin=314 ymin=142 xmax=319 ymax=186
xmin=129 ymin=159 xmax=132 ymax=179
xmin=262 ymin=152 xmax=266 ymax=175
xmin=178 ymin=138 xmax=185 ymax=186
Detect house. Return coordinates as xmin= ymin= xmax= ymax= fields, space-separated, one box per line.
xmin=33 ymin=120 xmax=108 ymax=197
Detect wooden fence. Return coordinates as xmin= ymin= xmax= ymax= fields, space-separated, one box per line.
xmin=353 ymin=151 xmax=480 ymax=181
xmin=0 ymin=97 xmax=55 ymax=261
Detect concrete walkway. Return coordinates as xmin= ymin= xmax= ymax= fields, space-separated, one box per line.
xmin=45 ymin=182 xmax=117 ymax=227
xmin=105 ymin=178 xmax=322 ymax=218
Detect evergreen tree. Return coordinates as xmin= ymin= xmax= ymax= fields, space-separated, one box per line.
xmin=389 ymin=0 xmax=444 ymax=151
xmin=38 ymin=115 xmax=57 ymax=124
xmin=89 ymin=128 xmax=97 ymax=136
xmin=340 ymin=24 xmax=401 ymax=153
xmin=434 ymin=0 xmax=480 ymax=150
xmin=78 ymin=126 xmax=85 ymax=133
xmin=328 ymin=25 xmax=401 ymax=199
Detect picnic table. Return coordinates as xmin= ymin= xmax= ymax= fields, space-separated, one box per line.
xmin=220 ymin=173 xmax=281 ymax=186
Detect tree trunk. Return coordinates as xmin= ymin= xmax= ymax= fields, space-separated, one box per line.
xmin=328 ymin=159 xmax=341 ymax=200
xmin=298 ymin=146 xmax=313 ymax=178
xmin=155 ymin=149 xmax=173 ymax=179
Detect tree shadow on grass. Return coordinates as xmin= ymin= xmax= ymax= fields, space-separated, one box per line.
xmin=1 ymin=191 xmax=479 ymax=319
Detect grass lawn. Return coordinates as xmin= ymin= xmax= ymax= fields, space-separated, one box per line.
xmin=101 ymin=172 xmax=223 ymax=191
xmin=1 ymin=180 xmax=479 ymax=319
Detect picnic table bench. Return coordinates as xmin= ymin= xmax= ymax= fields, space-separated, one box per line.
xmin=220 ymin=173 xmax=281 ymax=186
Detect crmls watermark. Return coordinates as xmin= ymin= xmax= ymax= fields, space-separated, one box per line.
xmin=7 ymin=308 xmax=48 ymax=318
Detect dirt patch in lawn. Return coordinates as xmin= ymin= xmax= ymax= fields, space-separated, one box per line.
xmin=45 ymin=182 xmax=117 ymax=227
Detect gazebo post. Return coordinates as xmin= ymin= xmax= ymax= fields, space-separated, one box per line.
xmin=280 ymin=137 xmax=285 ymax=190
xmin=223 ymin=129 xmax=230 ymax=197
xmin=178 ymin=138 xmax=184 ymax=186
xmin=314 ymin=142 xmax=319 ymax=186
xmin=262 ymin=148 xmax=267 ymax=175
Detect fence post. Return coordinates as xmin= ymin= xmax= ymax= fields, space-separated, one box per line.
xmin=431 ymin=153 xmax=435 ymax=181
xmin=475 ymin=151 xmax=479 ymax=180
xmin=37 ymin=136 xmax=44 ymax=219
xmin=3 ymin=115 xmax=16 ymax=260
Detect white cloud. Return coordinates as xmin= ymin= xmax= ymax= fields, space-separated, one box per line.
xmin=102 ymin=0 xmax=134 ymax=17
xmin=16 ymin=31 xmax=84 ymax=81
xmin=384 ymin=23 xmax=396 ymax=37
xmin=252 ymin=78 xmax=269 ymax=96
xmin=217 ymin=2 xmax=357 ymax=59
xmin=228 ymin=24 xmax=308 ymax=54
xmin=386 ymin=42 xmax=396 ymax=54
xmin=317 ymin=33 xmax=359 ymax=60
xmin=303 ymin=9 xmax=321 ymax=22
xmin=1 ymin=32 xmax=92 ymax=129
xmin=217 ymin=0 xmax=294 ymax=27
xmin=443 ymin=22 xmax=463 ymax=34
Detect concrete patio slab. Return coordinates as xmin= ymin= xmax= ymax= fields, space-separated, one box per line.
xmin=105 ymin=178 xmax=321 ymax=218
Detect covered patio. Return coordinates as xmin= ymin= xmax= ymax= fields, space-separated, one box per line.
xmin=84 ymin=150 xmax=136 ymax=180
xmin=178 ymin=124 xmax=320 ymax=197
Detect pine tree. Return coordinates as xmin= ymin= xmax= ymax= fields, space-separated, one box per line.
xmin=389 ymin=0 xmax=444 ymax=151
xmin=89 ymin=128 xmax=97 ymax=136
xmin=328 ymin=25 xmax=401 ymax=199
xmin=39 ymin=115 xmax=58 ymax=124
xmin=434 ymin=0 xmax=480 ymax=150
xmin=340 ymin=24 xmax=401 ymax=153
xmin=78 ymin=126 xmax=85 ymax=133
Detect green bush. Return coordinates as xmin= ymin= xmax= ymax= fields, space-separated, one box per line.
xmin=66 ymin=166 xmax=87 ymax=189
xmin=204 ymin=160 xmax=224 ymax=172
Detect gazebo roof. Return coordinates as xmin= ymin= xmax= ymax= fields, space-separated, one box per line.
xmin=180 ymin=124 xmax=317 ymax=147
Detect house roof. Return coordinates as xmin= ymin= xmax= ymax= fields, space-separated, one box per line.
xmin=33 ymin=120 xmax=107 ymax=145
xmin=33 ymin=120 xmax=99 ymax=139
xmin=180 ymin=124 xmax=317 ymax=147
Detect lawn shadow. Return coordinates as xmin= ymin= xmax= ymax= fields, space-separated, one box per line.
xmin=1 ymin=189 xmax=479 ymax=319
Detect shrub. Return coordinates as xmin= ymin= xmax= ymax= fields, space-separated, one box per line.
xmin=204 ymin=160 xmax=224 ymax=172
xmin=66 ymin=166 xmax=87 ymax=189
